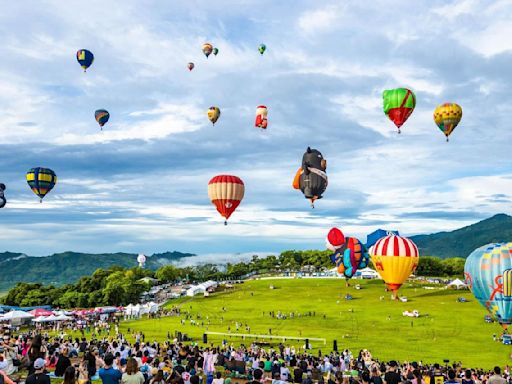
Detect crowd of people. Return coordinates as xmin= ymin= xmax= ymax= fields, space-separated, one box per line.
xmin=0 ymin=327 xmax=509 ymax=384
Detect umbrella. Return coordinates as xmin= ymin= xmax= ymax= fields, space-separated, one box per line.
xmin=29 ymin=309 xmax=54 ymax=317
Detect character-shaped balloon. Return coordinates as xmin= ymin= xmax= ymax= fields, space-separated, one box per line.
xmin=292 ymin=147 xmax=328 ymax=208
xmin=327 ymin=227 xmax=369 ymax=282
xmin=255 ymin=105 xmax=268 ymax=129
xmin=0 ymin=183 xmax=6 ymax=208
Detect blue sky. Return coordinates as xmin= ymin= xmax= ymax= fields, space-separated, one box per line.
xmin=0 ymin=0 xmax=511 ymax=256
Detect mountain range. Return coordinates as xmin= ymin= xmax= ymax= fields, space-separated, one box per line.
xmin=0 ymin=251 xmax=193 ymax=292
xmin=1 ymin=213 xmax=511 ymax=292
xmin=410 ymin=213 xmax=512 ymax=259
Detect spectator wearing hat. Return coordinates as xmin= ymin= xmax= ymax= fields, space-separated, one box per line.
xmin=26 ymin=358 xmax=50 ymax=384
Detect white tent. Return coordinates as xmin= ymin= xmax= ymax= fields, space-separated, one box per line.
xmin=356 ymin=267 xmax=381 ymax=279
xmin=2 ymin=310 xmax=34 ymax=321
xmin=447 ymin=278 xmax=467 ymax=289
xmin=32 ymin=316 xmax=47 ymax=323
xmin=45 ymin=314 xmax=59 ymax=321
xmin=55 ymin=314 xmax=73 ymax=321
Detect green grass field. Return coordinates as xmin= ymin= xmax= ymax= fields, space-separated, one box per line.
xmin=119 ymin=278 xmax=509 ymax=369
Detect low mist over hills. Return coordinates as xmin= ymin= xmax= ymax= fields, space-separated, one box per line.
xmin=1 ymin=213 xmax=511 ymax=291
xmin=0 ymin=251 xmax=193 ymax=291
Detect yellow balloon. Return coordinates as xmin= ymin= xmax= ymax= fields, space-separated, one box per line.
xmin=370 ymin=234 xmax=419 ymax=298
xmin=207 ymin=106 xmax=221 ymax=125
xmin=433 ymin=103 xmax=462 ymax=141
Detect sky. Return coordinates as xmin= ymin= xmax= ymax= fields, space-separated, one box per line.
xmin=0 ymin=0 xmax=511 ymax=256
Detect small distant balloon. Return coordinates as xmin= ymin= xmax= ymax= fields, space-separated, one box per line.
xmin=434 ymin=102 xmax=462 ymax=142
xmin=187 ymin=62 xmax=195 ymax=71
xmin=382 ymin=88 xmax=416 ymax=133
xmin=26 ymin=167 xmax=57 ymax=203
xmin=255 ymin=105 xmax=268 ymax=129
xmin=76 ymin=49 xmax=94 ymax=72
xmin=258 ymin=44 xmax=266 ymax=55
xmin=202 ymin=43 xmax=213 ymax=58
xmin=207 ymin=106 xmax=221 ymax=125
xmin=94 ymin=109 xmax=110 ymax=130
xmin=213 ymin=47 xmax=219 ymax=56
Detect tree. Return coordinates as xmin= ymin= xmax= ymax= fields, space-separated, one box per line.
xmin=155 ymin=266 xmax=180 ymax=283
xmin=416 ymin=256 xmax=445 ymax=276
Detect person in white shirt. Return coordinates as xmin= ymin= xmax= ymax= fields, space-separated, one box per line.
xmin=212 ymin=372 xmax=224 ymax=384
xmin=280 ymin=363 xmax=290 ymax=381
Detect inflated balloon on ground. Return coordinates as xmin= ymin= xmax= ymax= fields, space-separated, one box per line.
xmin=464 ymin=243 xmax=512 ymax=330
xmin=370 ymin=233 xmax=419 ymax=299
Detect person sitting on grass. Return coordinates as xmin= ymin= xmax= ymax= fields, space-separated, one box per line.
xmin=63 ymin=366 xmax=77 ymax=384
xmin=99 ymin=353 xmax=122 ymax=384
xmin=122 ymin=358 xmax=145 ymax=384
xmin=26 ymin=358 xmax=50 ymax=384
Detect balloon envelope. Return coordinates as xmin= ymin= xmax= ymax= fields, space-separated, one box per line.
xmin=382 ymin=88 xmax=416 ymax=132
xmin=187 ymin=62 xmax=195 ymax=71
xmin=95 ymin=109 xmax=110 ymax=128
xmin=370 ymin=234 xmax=419 ymax=295
xmin=208 ymin=175 xmax=244 ymax=223
xmin=26 ymin=167 xmax=57 ymax=201
xmin=258 ymin=44 xmax=266 ymax=55
xmin=255 ymin=105 xmax=268 ymax=129
xmin=76 ymin=49 xmax=94 ymax=72
xmin=464 ymin=243 xmax=512 ymax=329
xmin=207 ymin=106 xmax=221 ymax=125
xmin=434 ymin=103 xmax=462 ymax=141
xmin=202 ymin=43 xmax=213 ymax=58
xmin=213 ymin=47 xmax=219 ymax=56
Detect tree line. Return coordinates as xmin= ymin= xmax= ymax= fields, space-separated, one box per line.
xmin=1 ymin=250 xmax=465 ymax=307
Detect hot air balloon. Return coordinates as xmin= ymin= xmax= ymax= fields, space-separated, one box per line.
xmin=26 ymin=167 xmax=57 ymax=203
xmin=76 ymin=49 xmax=94 ymax=72
xmin=464 ymin=243 xmax=512 ymax=330
xmin=258 ymin=44 xmax=266 ymax=55
xmin=187 ymin=62 xmax=195 ymax=71
xmin=94 ymin=109 xmax=110 ymax=130
xmin=327 ymin=228 xmax=369 ymax=285
xmin=382 ymin=88 xmax=416 ymax=133
xmin=137 ymin=253 xmax=147 ymax=268
xmin=434 ymin=103 xmax=462 ymax=142
xmin=207 ymin=106 xmax=221 ymax=125
xmin=202 ymin=43 xmax=213 ymax=58
xmin=255 ymin=105 xmax=268 ymax=129
xmin=0 ymin=183 xmax=6 ymax=208
xmin=370 ymin=233 xmax=419 ymax=299
xmin=208 ymin=175 xmax=244 ymax=225
xmin=292 ymin=147 xmax=328 ymax=208
xmin=213 ymin=47 xmax=219 ymax=56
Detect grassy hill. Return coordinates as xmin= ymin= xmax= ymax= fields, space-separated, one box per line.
xmin=0 ymin=251 xmax=193 ymax=291
xmin=410 ymin=213 xmax=512 ymax=259
xmin=118 ymin=278 xmax=507 ymax=369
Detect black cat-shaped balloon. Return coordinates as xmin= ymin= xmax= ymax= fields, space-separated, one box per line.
xmin=292 ymin=147 xmax=328 ymax=208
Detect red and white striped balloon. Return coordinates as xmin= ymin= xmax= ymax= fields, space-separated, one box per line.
xmin=208 ymin=175 xmax=244 ymax=225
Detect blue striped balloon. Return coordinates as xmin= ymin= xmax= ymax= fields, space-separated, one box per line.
xmin=464 ymin=243 xmax=512 ymax=329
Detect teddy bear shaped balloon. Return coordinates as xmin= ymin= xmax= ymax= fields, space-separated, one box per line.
xmin=292 ymin=147 xmax=328 ymax=207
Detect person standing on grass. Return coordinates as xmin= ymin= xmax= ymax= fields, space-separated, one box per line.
xmin=99 ymin=353 xmax=122 ymax=384
xmin=55 ymin=347 xmax=71 ymax=377
xmin=63 ymin=366 xmax=77 ymax=384
xmin=488 ymin=367 xmax=506 ymax=384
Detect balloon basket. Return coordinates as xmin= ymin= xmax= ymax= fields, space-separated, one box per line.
xmin=224 ymin=220 xmax=227 ymax=226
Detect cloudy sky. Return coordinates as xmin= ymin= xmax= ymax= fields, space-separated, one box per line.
xmin=0 ymin=0 xmax=511 ymax=256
